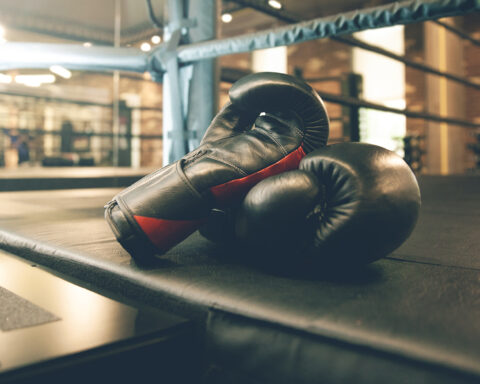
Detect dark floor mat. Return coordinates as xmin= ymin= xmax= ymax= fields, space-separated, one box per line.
xmin=0 ymin=286 xmax=60 ymax=331
xmin=0 ymin=177 xmax=479 ymax=383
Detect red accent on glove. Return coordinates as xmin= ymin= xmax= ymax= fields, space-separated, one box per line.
xmin=210 ymin=145 xmax=306 ymax=207
xmin=134 ymin=215 xmax=205 ymax=253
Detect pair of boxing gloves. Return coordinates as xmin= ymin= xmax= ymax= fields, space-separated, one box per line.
xmin=105 ymin=72 xmax=421 ymax=268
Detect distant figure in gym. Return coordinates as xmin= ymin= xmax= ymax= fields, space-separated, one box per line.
xmin=61 ymin=119 xmax=74 ymax=153
xmin=17 ymin=133 xmax=30 ymax=164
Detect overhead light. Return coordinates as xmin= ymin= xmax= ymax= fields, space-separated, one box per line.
xmin=151 ymin=35 xmax=161 ymax=44
xmin=49 ymin=65 xmax=72 ymax=79
xmin=15 ymin=74 xmax=56 ymax=87
xmin=0 ymin=73 xmax=12 ymax=84
xmin=83 ymin=42 xmax=92 ymax=47
xmin=268 ymin=0 xmax=282 ymax=9
xmin=140 ymin=42 xmax=151 ymax=52
xmin=221 ymin=13 xmax=233 ymax=23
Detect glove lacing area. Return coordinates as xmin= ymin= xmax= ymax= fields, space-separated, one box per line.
xmin=189 ymin=110 xmax=305 ymax=175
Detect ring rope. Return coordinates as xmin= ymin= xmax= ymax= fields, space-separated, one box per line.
xmin=172 ymin=0 xmax=479 ymax=64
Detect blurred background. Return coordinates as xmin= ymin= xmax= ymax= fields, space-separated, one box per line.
xmin=0 ymin=0 xmax=478 ymax=177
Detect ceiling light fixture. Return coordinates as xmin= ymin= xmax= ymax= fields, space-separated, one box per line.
xmin=49 ymin=65 xmax=72 ymax=79
xmin=221 ymin=13 xmax=233 ymax=23
xmin=268 ymin=0 xmax=282 ymax=9
xmin=151 ymin=35 xmax=161 ymax=44
xmin=83 ymin=42 xmax=92 ymax=47
xmin=0 ymin=73 xmax=12 ymax=84
xmin=140 ymin=42 xmax=151 ymax=52
xmin=15 ymin=74 xmax=56 ymax=87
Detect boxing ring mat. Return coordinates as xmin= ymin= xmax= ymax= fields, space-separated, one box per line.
xmin=0 ymin=175 xmax=479 ymax=384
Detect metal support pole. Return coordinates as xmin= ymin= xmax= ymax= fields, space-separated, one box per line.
xmin=341 ymin=74 xmax=362 ymax=142
xmin=162 ymin=0 xmax=187 ymax=165
xmin=112 ymin=0 xmax=121 ymax=167
xmin=162 ymin=0 xmax=217 ymax=165
xmin=183 ymin=0 xmax=218 ymax=152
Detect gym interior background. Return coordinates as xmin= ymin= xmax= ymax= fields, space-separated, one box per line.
xmin=0 ymin=0 xmax=478 ymax=176
xmin=0 ymin=1 xmax=479 ymax=383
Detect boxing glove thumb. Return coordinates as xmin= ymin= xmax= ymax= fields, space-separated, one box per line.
xmin=235 ymin=142 xmax=421 ymax=268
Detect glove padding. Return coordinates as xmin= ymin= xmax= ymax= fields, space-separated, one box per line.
xmin=201 ymin=142 xmax=421 ymax=269
xmin=105 ymin=72 xmax=329 ymax=263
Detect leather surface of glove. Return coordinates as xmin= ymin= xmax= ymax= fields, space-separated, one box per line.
xmin=105 ymin=72 xmax=329 ymax=263
xmin=202 ymin=142 xmax=421 ymax=269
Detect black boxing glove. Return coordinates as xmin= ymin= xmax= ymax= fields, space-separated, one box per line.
xmin=105 ymin=72 xmax=329 ymax=263
xmin=204 ymin=143 xmax=421 ymax=268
